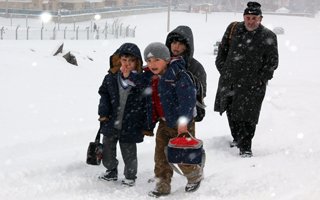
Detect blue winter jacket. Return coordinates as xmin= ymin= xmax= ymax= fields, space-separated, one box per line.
xmin=98 ymin=72 xmax=145 ymax=143
xmin=130 ymin=58 xmax=196 ymax=130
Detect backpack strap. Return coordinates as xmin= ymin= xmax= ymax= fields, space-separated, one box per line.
xmin=228 ymin=21 xmax=238 ymax=46
xmin=175 ymin=70 xmax=206 ymax=109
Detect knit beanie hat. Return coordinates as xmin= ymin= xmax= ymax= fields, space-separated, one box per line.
xmin=144 ymin=42 xmax=171 ymax=62
xmin=243 ymin=2 xmax=262 ymax=16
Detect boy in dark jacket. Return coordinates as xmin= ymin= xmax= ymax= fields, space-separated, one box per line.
xmin=166 ymin=25 xmax=207 ymax=122
xmin=98 ymin=43 xmax=145 ymax=187
xmin=123 ymin=42 xmax=203 ymax=197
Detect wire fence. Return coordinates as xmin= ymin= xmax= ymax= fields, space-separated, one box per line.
xmin=0 ymin=21 xmax=136 ymax=40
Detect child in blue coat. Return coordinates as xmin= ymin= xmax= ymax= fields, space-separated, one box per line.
xmin=122 ymin=42 xmax=203 ymax=197
xmin=98 ymin=43 xmax=145 ymax=187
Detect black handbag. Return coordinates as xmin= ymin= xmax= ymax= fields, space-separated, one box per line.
xmin=86 ymin=128 xmax=103 ymax=165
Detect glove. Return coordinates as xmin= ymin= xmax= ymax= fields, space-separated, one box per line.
xmin=98 ymin=117 xmax=110 ymax=135
xmin=194 ymin=106 xmax=205 ymax=122
xmin=98 ymin=116 xmax=109 ymax=122
xmin=143 ymin=130 xmax=154 ymax=137
xmin=98 ymin=116 xmax=109 ymax=129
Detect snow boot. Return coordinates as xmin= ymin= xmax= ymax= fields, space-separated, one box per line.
xmin=148 ymin=190 xmax=170 ymax=198
xmin=121 ymin=178 xmax=135 ymax=187
xmin=148 ymin=180 xmax=171 ymax=198
xmin=98 ymin=168 xmax=118 ymax=181
xmin=230 ymin=140 xmax=239 ymax=148
xmin=185 ymin=180 xmax=201 ymax=192
xmin=239 ymin=150 xmax=253 ymax=158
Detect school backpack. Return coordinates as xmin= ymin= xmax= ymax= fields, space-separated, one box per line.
xmin=177 ymin=70 xmax=206 ymax=122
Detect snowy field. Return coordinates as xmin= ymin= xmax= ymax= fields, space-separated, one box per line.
xmin=1 ymin=11 xmax=320 ymax=200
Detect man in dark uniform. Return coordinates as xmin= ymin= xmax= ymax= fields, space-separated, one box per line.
xmin=214 ymin=2 xmax=279 ymax=157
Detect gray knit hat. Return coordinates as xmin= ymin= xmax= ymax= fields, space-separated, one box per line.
xmin=144 ymin=42 xmax=170 ymax=62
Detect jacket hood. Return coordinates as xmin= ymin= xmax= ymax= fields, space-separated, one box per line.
xmin=165 ymin=25 xmax=194 ymax=60
xmin=109 ymin=43 xmax=143 ymax=74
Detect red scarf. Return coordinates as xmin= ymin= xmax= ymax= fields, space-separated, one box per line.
xmin=151 ymin=75 xmax=164 ymax=123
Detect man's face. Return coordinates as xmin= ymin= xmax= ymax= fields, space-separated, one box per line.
xmin=170 ymin=41 xmax=187 ymax=56
xmin=243 ymin=14 xmax=262 ymax=31
xmin=146 ymin=57 xmax=168 ymax=75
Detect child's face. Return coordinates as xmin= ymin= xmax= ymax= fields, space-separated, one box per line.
xmin=120 ymin=55 xmax=137 ymax=72
xmin=170 ymin=41 xmax=187 ymax=56
xmin=146 ymin=57 xmax=168 ymax=75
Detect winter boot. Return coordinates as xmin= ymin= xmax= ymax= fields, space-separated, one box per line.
xmin=230 ymin=140 xmax=239 ymax=148
xmin=239 ymin=149 xmax=253 ymax=158
xmin=185 ymin=180 xmax=201 ymax=192
xmin=98 ymin=168 xmax=118 ymax=181
xmin=148 ymin=190 xmax=170 ymax=198
xmin=148 ymin=180 xmax=170 ymax=198
xmin=121 ymin=178 xmax=135 ymax=187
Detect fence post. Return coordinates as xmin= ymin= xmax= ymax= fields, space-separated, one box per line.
xmin=90 ymin=19 xmax=93 ymax=33
xmin=76 ymin=26 xmax=79 ymax=40
xmin=86 ymin=27 xmax=89 ymax=40
xmin=64 ymin=26 xmax=67 ymax=39
xmin=26 ymin=15 xmax=28 ymax=28
xmin=115 ymin=27 xmax=118 ymax=39
xmin=126 ymin=25 xmax=129 ymax=37
xmin=133 ymin=26 xmax=136 ymax=38
xmin=104 ymin=24 xmax=108 ymax=39
xmin=120 ymin=23 xmax=123 ymax=37
xmin=58 ymin=14 xmax=61 ymax=31
xmin=0 ymin=27 xmax=4 ymax=40
xmin=10 ymin=13 xmax=13 ymax=27
xmin=53 ymin=27 xmax=56 ymax=40
xmin=73 ymin=17 xmax=76 ymax=31
xmin=27 ymin=26 xmax=30 ymax=40
xmin=15 ymin=25 xmax=20 ymax=40
xmin=96 ymin=27 xmax=99 ymax=40
xmin=41 ymin=26 xmax=44 ymax=40
xmin=112 ymin=21 xmax=116 ymax=34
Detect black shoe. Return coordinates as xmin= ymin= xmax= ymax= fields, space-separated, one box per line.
xmin=148 ymin=190 xmax=169 ymax=198
xmin=98 ymin=169 xmax=118 ymax=181
xmin=230 ymin=140 xmax=238 ymax=148
xmin=185 ymin=180 xmax=201 ymax=192
xmin=121 ymin=178 xmax=135 ymax=187
xmin=239 ymin=150 xmax=253 ymax=158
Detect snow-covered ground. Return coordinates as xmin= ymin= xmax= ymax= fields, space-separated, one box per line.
xmin=1 ymin=11 xmax=320 ymax=200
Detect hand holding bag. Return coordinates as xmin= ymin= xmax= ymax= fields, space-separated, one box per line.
xmin=86 ymin=128 xmax=103 ymax=165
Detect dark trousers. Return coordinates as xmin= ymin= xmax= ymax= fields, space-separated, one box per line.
xmin=102 ymin=131 xmax=137 ymax=180
xmin=226 ymin=108 xmax=256 ymax=152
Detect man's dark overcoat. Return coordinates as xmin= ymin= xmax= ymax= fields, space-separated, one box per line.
xmin=214 ymin=22 xmax=278 ymax=124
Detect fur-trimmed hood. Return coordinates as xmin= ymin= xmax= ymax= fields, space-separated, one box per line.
xmin=109 ymin=43 xmax=143 ymax=74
